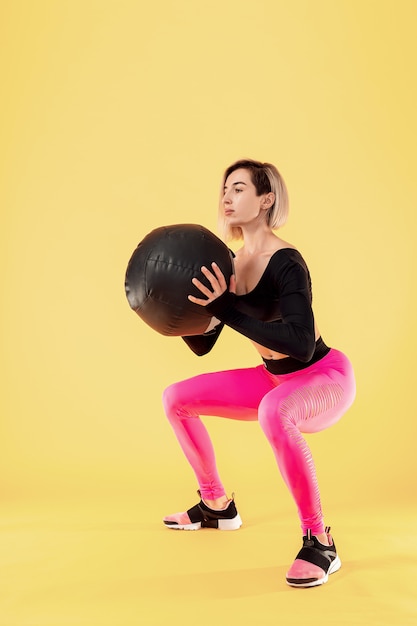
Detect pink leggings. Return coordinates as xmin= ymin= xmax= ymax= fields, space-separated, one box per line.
xmin=162 ymin=349 xmax=355 ymax=535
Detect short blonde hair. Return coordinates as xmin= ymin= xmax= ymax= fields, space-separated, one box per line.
xmin=218 ymin=158 xmax=289 ymax=241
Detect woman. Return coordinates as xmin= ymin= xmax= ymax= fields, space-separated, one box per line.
xmin=162 ymin=159 xmax=356 ymax=588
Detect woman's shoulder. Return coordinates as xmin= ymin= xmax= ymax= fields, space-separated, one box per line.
xmin=265 ymin=244 xmax=307 ymax=269
xmin=264 ymin=250 xmax=310 ymax=291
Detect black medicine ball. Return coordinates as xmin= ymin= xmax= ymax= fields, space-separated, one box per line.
xmin=125 ymin=224 xmax=234 ymax=336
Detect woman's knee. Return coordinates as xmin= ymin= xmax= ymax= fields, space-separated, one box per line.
xmin=162 ymin=381 xmax=184 ymax=419
xmin=258 ymin=394 xmax=289 ymax=441
xmin=162 ymin=377 xmax=199 ymax=422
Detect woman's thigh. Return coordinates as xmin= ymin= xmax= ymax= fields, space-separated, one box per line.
xmin=259 ymin=349 xmax=356 ymax=434
xmin=163 ymin=365 xmax=276 ymax=422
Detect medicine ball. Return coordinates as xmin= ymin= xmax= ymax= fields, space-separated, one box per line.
xmin=125 ymin=224 xmax=234 ymax=336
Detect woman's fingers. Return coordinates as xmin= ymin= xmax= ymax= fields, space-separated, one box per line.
xmin=188 ymin=262 xmax=228 ymax=306
xmin=199 ymin=263 xmax=226 ymax=292
xmin=188 ymin=294 xmax=210 ymax=306
xmin=229 ymin=274 xmax=237 ymax=294
xmin=191 ymin=276 xmax=213 ymax=299
xmin=210 ymin=262 xmax=227 ymax=290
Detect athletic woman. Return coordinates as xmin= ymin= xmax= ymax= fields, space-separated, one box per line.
xmin=162 ymin=159 xmax=356 ymax=587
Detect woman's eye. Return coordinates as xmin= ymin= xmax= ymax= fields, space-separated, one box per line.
xmin=235 ymin=188 xmax=243 ymax=193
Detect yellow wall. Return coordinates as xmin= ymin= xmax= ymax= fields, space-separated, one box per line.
xmin=1 ymin=0 xmax=416 ymax=513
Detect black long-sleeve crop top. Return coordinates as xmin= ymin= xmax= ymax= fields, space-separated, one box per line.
xmin=182 ymin=248 xmax=325 ymax=366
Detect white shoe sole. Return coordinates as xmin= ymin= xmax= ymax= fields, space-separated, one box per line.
xmin=164 ymin=513 xmax=243 ymax=531
xmin=286 ymin=555 xmax=341 ymax=588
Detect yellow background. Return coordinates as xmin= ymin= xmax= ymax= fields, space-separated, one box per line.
xmin=1 ymin=1 xmax=416 ymax=624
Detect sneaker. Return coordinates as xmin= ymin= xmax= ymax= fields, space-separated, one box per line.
xmin=163 ymin=491 xmax=242 ymax=531
xmin=286 ymin=527 xmax=341 ymax=588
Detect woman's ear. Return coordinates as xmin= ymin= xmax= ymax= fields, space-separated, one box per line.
xmin=262 ymin=192 xmax=275 ymax=210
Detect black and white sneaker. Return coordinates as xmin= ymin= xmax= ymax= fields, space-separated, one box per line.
xmin=286 ymin=527 xmax=341 ymax=588
xmin=163 ymin=492 xmax=242 ymax=531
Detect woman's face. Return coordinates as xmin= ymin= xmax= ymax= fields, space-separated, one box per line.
xmin=222 ymin=168 xmax=268 ymax=228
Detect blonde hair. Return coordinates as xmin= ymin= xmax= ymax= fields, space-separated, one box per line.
xmin=218 ymin=158 xmax=289 ymax=241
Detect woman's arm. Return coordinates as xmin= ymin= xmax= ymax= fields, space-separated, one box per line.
xmin=193 ymin=258 xmax=316 ymax=362
xmin=181 ymin=322 xmax=224 ymax=356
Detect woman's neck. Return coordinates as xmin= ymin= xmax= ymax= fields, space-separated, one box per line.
xmin=239 ymin=228 xmax=281 ymax=256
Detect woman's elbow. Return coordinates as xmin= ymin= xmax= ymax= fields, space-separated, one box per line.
xmin=294 ymin=335 xmax=316 ymax=362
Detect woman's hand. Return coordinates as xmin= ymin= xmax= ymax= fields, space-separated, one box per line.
xmin=188 ymin=262 xmax=236 ymax=307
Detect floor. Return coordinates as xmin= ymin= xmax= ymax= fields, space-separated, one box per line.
xmin=0 ymin=494 xmax=415 ymax=626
